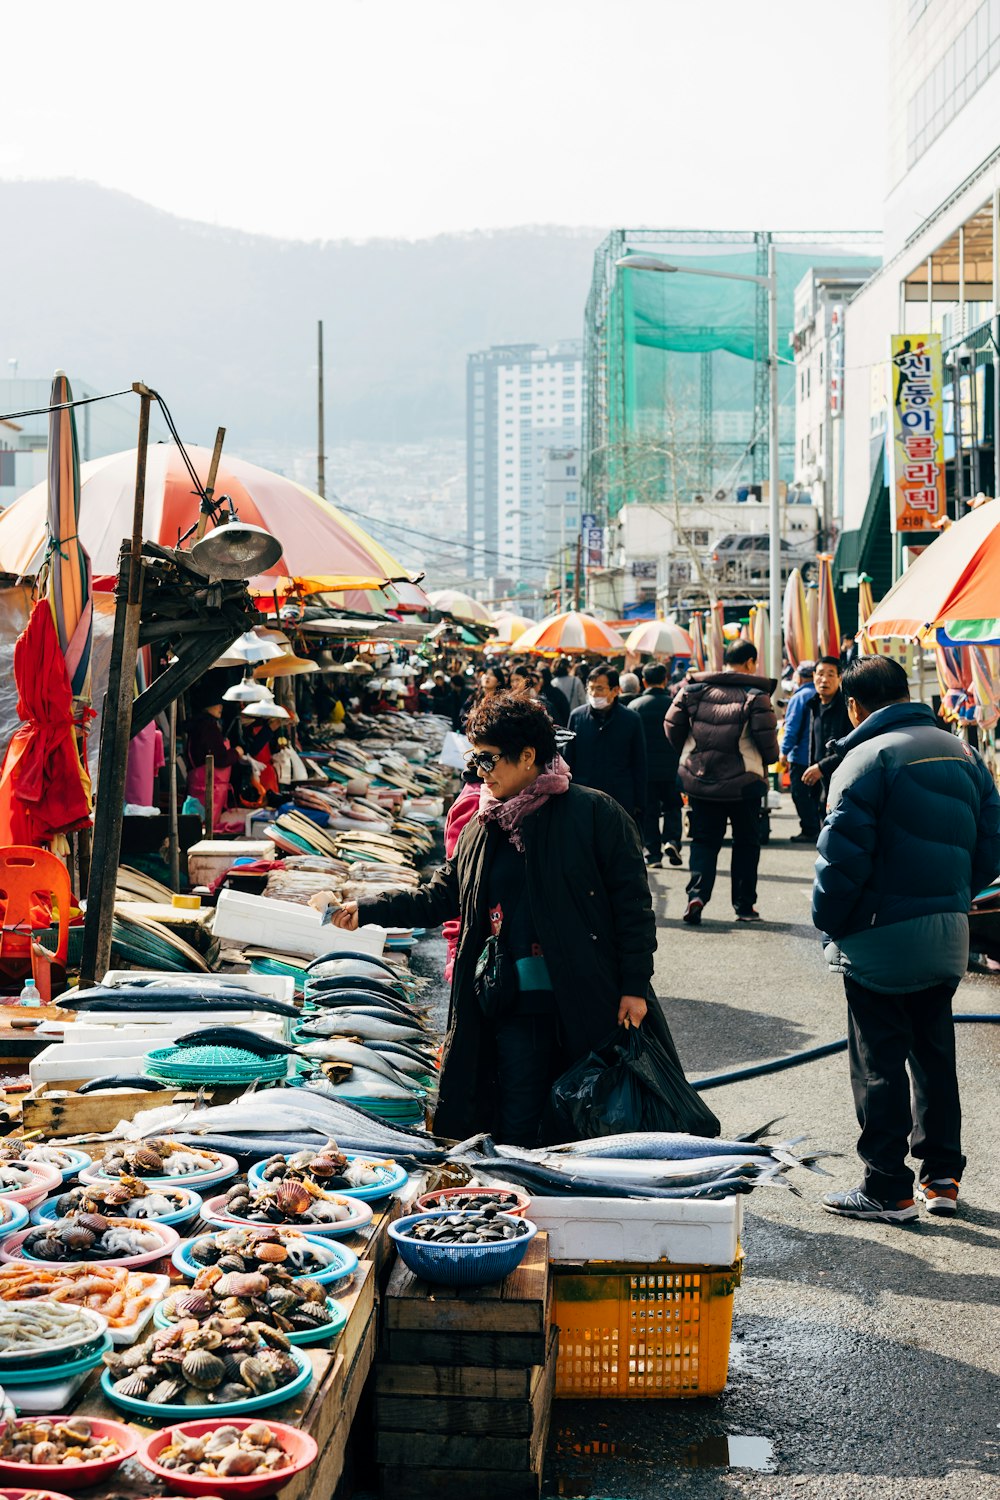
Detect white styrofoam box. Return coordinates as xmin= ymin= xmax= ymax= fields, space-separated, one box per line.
xmin=213 ymin=888 xmax=385 ymax=959
xmin=30 ymin=1039 xmax=154 ymax=1085
xmin=32 ymin=1018 xmax=286 ymax=1046
xmin=101 ymin=970 xmax=296 ymax=1004
xmin=526 ymin=1193 xmax=743 ymax=1266
xmin=186 ymin=838 xmax=276 ymax=887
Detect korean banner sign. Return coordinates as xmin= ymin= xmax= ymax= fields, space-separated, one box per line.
xmin=890 ymin=334 xmax=946 ymax=533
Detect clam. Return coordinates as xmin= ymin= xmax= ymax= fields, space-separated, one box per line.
xmin=238 ymin=1356 xmax=277 ymax=1393
xmin=182 ymin=1349 xmax=226 ymax=1389
xmin=216 ymin=1253 xmax=248 ymax=1272
xmin=190 ymin=1240 xmax=219 ymax=1266
xmin=219 ymin=1450 xmax=263 ymax=1476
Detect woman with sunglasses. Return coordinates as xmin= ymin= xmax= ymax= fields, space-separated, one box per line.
xmin=314 ymin=692 xmax=655 ymax=1145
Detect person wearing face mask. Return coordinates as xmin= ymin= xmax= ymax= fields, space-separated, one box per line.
xmin=564 ymin=663 xmax=647 ymax=825
xmin=802 ymin=655 xmax=853 ymax=822
xmin=311 ymin=693 xmax=655 ymax=1146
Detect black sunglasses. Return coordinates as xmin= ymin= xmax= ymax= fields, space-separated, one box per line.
xmin=465 ymin=749 xmax=502 ymax=773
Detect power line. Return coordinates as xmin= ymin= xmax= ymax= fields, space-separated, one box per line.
xmin=342 ymin=503 xmax=565 ymax=572
xmin=0 ymin=388 xmax=134 ymax=423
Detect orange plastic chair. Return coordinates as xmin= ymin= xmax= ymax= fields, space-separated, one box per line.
xmin=0 ymin=846 xmax=71 ymax=1002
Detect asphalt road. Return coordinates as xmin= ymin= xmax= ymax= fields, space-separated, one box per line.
xmin=544 ymin=800 xmax=1000 ymax=1500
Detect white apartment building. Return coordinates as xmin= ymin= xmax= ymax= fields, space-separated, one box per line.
xmin=842 ymin=0 xmax=1000 ymax=548
xmin=541 ymin=446 xmax=582 ymax=600
xmin=792 ymin=264 xmax=881 ymax=545
xmin=466 ymin=342 xmax=583 ymax=590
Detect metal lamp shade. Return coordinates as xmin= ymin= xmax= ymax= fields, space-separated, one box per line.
xmin=189 ymin=521 xmax=284 ymax=580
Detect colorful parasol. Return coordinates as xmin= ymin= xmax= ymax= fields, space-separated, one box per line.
xmin=0 ymin=445 xmax=412 ymax=596
xmin=864 ymin=501 xmax=1000 ymax=641
xmin=688 ymin=612 xmax=706 ymax=671
xmin=782 ymin=568 xmax=815 ymax=668
xmin=427 ymin=590 xmax=493 ymax=626
xmin=706 ymin=601 xmax=726 ymax=672
xmin=491 ymin=610 xmax=534 ymax=644
xmin=970 ymin=646 xmax=1000 ymax=730
xmin=934 ymin=644 xmax=973 ymax=723
xmin=815 ymin=554 xmax=840 ymax=658
xmin=750 ymin=605 xmax=771 ymax=679
xmin=625 ymin=619 xmax=693 ymax=657
xmin=515 ymin=610 xmax=626 ymax=656
xmin=856 ymin=574 xmax=878 ymax=655
xmin=0 ymin=599 xmax=94 ymax=846
xmin=42 ymin=372 xmax=92 ymax=704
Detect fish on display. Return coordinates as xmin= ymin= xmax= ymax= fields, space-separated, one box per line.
xmin=360 ymin=1040 xmax=437 ymax=1076
xmin=299 ymin=1013 xmax=425 ymax=1043
xmin=308 ymin=951 xmax=402 ymax=979
xmin=298 ymin=1038 xmax=419 ymax=1089
xmin=537 ymin=1131 xmax=821 ymax=1166
xmin=464 ymin=1157 xmax=761 ymax=1200
xmin=300 ymin=1000 xmax=422 ymax=1024
xmin=305 ymin=988 xmax=419 ymax=1015
xmin=305 ymin=1073 xmax=422 ymax=1102
xmin=125 ymin=1086 xmax=434 ymax=1153
xmin=71 ymin=987 xmax=300 ymax=1018
xmin=307 ymin=975 xmax=411 ymax=1003
xmin=77 ymin=1075 xmax=170 ymax=1095
xmin=172 ymin=1028 xmax=299 ymax=1057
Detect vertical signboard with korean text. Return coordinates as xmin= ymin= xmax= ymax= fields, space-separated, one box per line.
xmin=889 ymin=334 xmax=947 ymax=532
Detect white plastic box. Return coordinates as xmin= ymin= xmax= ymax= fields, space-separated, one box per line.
xmin=186 ymin=838 xmax=276 ymax=887
xmin=526 ymin=1193 xmax=743 ymax=1265
xmin=213 ymin=888 xmax=386 ymax=960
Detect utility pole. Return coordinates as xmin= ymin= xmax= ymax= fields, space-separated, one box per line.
xmin=317 ymin=320 xmax=326 ymax=498
xmin=574 ymin=532 xmax=583 ymax=610
xmin=767 ymin=240 xmax=782 ymax=680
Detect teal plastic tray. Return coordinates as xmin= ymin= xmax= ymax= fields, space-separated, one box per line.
xmin=0 ymin=1332 xmax=112 ymax=1384
xmin=154 ymin=1296 xmax=346 ymax=1346
xmin=101 ymin=1344 xmax=312 ymax=1417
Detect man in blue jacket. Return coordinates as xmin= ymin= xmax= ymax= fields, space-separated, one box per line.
xmin=812 ymin=656 xmax=1000 ymax=1224
xmin=779 ymin=662 xmax=817 ymax=841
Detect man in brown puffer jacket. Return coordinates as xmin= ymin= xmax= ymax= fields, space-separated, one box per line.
xmin=665 ymin=640 xmax=780 ymax=925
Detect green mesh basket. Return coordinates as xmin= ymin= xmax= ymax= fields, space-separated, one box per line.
xmin=145 ymin=1043 xmax=290 ymax=1085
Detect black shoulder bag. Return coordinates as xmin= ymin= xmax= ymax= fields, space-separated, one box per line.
xmin=473 ymin=884 xmax=525 ymax=1022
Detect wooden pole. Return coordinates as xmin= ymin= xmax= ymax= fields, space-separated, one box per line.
xmin=204 ymin=753 xmax=215 ymax=837
xmin=79 ymin=383 xmax=153 ymax=987
xmin=194 ymin=427 xmax=226 ymax=541
xmin=317 ymin=320 xmax=326 ymax=499
xmin=167 ymin=697 xmax=180 ymax=891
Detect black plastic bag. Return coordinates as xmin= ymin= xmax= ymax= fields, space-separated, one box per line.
xmin=546 ymin=1020 xmax=720 ymax=1141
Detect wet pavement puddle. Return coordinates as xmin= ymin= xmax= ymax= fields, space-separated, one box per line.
xmin=544 ymin=1432 xmax=777 ymax=1493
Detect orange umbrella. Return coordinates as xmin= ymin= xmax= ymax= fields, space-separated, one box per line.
xmin=856 ymin=574 xmax=879 ymax=656
xmin=688 ymin=612 xmax=706 ymax=672
xmin=815 ymin=554 xmax=841 ymax=658
xmin=491 ymin=611 xmax=534 ymax=644
xmin=515 ymin=610 xmax=626 ymax=656
xmin=865 ymin=501 xmax=1000 ymax=641
xmin=0 ymin=445 xmax=407 ymax=595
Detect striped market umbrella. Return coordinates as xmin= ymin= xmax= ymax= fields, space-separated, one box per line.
xmin=625 ymin=619 xmax=693 ymax=657
xmin=42 ymin=372 xmax=92 ymax=706
xmin=706 ymin=601 xmax=726 ymax=672
xmin=865 ymin=502 xmax=1000 ymax=642
xmin=815 ymin=554 xmax=841 ymax=658
xmin=427 ymin=589 xmax=493 ymax=626
xmin=750 ymin=605 xmax=771 ymax=678
xmin=782 ymin=568 xmax=815 ymax=669
xmin=934 ymin=644 xmax=973 ymax=723
xmin=688 ymin=612 xmax=706 ymax=671
xmin=515 ymin=610 xmax=626 ymax=656
xmin=856 ymin=574 xmax=879 ymax=655
xmin=970 ymin=646 xmax=1000 ymax=730
xmin=491 ymin=610 xmax=534 ymax=644
xmin=0 ymin=445 xmax=409 ymax=595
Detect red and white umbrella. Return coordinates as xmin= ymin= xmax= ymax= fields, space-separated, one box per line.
xmin=0 ymin=444 xmax=411 ymax=595
xmin=515 ymin=610 xmax=626 ymax=656
xmin=625 ymin=619 xmax=693 ymax=657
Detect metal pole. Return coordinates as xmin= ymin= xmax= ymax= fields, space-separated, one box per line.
xmin=317 ymin=320 xmax=326 ymax=499
xmin=204 ymin=753 xmax=215 ymax=838
xmin=167 ymin=697 xmax=180 ymax=892
xmin=993 ymin=188 xmax=1000 ymax=498
xmin=767 ymin=243 xmax=782 ymax=680
xmin=574 ymin=532 xmax=582 ymax=611
xmin=79 ymin=383 xmax=153 ymax=987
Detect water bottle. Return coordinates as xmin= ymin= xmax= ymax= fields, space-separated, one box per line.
xmin=18 ymin=979 xmax=40 ymax=1007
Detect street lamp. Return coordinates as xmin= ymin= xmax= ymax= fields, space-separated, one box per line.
xmin=616 ymin=250 xmax=782 ymax=679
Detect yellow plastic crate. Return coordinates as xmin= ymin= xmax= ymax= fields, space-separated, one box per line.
xmin=551 ymin=1252 xmax=743 ymax=1398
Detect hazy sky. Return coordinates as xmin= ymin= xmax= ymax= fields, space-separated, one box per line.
xmin=2 ymin=0 xmax=888 ymax=241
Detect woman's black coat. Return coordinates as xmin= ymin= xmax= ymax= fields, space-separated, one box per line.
xmin=357 ymin=784 xmax=656 ymax=1139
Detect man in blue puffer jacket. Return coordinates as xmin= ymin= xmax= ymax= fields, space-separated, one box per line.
xmin=813 ymin=655 xmax=1000 ymax=1224
xmin=779 ymin=662 xmax=817 ymax=841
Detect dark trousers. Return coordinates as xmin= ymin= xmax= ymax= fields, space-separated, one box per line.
xmin=494 ymin=1011 xmax=562 ymax=1147
xmin=844 ymin=975 xmax=965 ymax=1200
xmin=643 ymin=777 xmax=683 ymax=860
xmin=788 ymin=762 xmax=821 ymax=838
xmin=686 ymin=788 xmax=763 ymax=912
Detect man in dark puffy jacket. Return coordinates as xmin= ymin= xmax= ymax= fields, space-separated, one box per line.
xmin=565 ymin=663 xmax=647 ymax=824
xmin=813 ymin=656 xmax=1000 ymax=1225
xmin=665 ymin=640 xmax=779 ymax=924
xmin=630 ymin=661 xmax=683 ymax=868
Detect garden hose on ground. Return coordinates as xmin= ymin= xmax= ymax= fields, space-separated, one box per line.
xmin=692 ymin=1015 xmax=1000 ymax=1091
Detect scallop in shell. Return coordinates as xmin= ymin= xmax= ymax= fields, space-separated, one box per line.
xmin=146 ymin=1378 xmax=186 ymax=1404
xmin=182 ymin=1349 xmax=226 ymax=1389
xmin=131 ymin=1145 xmax=165 ymax=1173
xmin=255 ymin=1241 xmax=288 ymax=1264
xmin=113 ymin=1372 xmax=154 ymax=1398
xmin=275 ymin=1181 xmax=312 ymax=1217
xmin=75 ymin=1211 xmax=111 ymax=1235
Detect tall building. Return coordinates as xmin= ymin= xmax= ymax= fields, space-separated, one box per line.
xmin=840 ymin=0 xmax=1000 ymax=608
xmin=541 ymin=446 xmax=582 ymax=604
xmin=466 ymin=342 xmax=583 ymax=595
xmin=791 ymin=262 xmax=881 ymax=545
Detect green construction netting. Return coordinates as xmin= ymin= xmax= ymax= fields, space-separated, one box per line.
xmin=595 ymin=245 xmax=878 ymax=516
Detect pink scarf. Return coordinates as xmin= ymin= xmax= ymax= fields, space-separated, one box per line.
xmin=477 ymin=755 xmax=572 ymax=851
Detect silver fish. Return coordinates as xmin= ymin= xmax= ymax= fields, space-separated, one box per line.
xmin=545 ymin=1131 xmax=807 ymax=1161
xmin=300 ymin=1013 xmax=426 ymax=1043
xmin=306 ymin=1073 xmax=424 ymax=1102
xmin=299 ymin=1038 xmax=418 ymax=1089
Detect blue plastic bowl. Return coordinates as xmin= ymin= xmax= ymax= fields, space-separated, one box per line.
xmin=0 ymin=1199 xmax=30 ymax=1238
xmin=21 ymin=1148 xmax=93 ymax=1183
xmin=388 ymin=1209 xmax=537 ymax=1288
xmin=31 ymin=1185 xmax=203 ymax=1230
xmin=172 ymin=1231 xmax=358 ymax=1292
xmin=247 ymin=1152 xmax=409 ymax=1202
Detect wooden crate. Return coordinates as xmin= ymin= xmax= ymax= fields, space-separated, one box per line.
xmin=383 ymin=1233 xmax=549 ymax=1367
xmin=20 ymin=1083 xmax=203 ymax=1137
